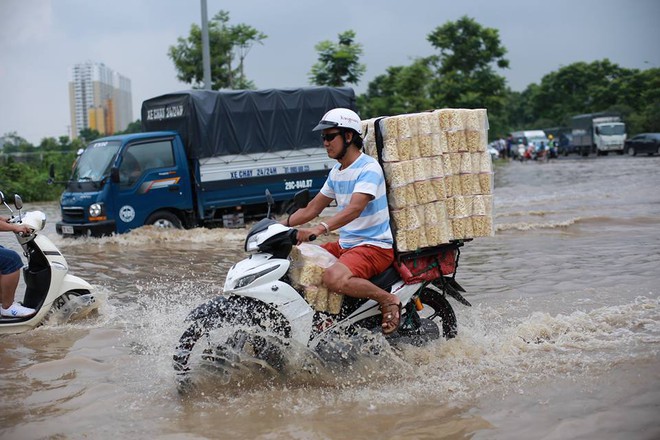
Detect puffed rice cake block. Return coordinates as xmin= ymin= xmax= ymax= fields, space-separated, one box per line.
xmin=417 ymin=112 xmax=434 ymax=134
xmin=446 ymin=130 xmax=467 ymax=153
xmin=412 ymin=158 xmax=430 ymax=181
xmin=418 ymin=134 xmax=435 ymax=157
xmin=394 ymin=229 xmax=408 ymax=251
xmin=449 ymin=195 xmax=473 ymax=218
xmin=414 ymin=180 xmax=437 ymax=204
xmin=444 ymin=175 xmax=459 ymax=198
xmin=460 ymin=174 xmax=480 ymax=196
xmin=430 ymin=178 xmax=447 ymax=200
xmin=451 ymin=216 xmax=474 ymax=239
xmin=383 ymin=161 xmax=414 ymax=188
xmin=466 ymin=130 xmax=487 ymax=153
xmin=471 ymin=215 xmax=494 ymax=237
xmin=397 ymin=114 xmax=417 ymax=138
xmin=362 ymin=118 xmax=378 ymax=157
xmin=436 ymin=109 xmax=465 ymax=131
xmin=425 ymin=221 xmax=453 ymax=246
xmin=465 ymin=109 xmax=488 ymax=131
xmin=298 ymin=264 xmax=324 ymax=286
xmin=390 ymin=206 xmax=422 ymax=231
xmin=449 ymin=153 xmax=462 ymax=175
xmin=472 ymin=195 xmax=493 ymax=216
xmin=428 ymin=156 xmax=445 ymax=179
xmin=388 ymin=184 xmax=417 ymax=209
xmin=379 ymin=118 xmax=400 ymax=162
xmin=441 ymin=154 xmax=453 ymax=177
xmin=478 ymin=173 xmax=493 ymax=194
xmin=460 ymin=152 xmax=473 ymax=174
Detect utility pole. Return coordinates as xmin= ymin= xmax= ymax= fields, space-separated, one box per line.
xmin=201 ymin=0 xmax=212 ymax=90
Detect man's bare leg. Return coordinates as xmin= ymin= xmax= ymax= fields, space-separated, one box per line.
xmin=322 ymin=262 xmax=401 ymax=333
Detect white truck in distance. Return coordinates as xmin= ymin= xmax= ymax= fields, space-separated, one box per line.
xmin=570 ymin=112 xmax=627 ymax=156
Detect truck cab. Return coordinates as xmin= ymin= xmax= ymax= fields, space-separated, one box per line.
xmin=592 ymin=117 xmax=626 ymax=155
xmin=56 ymin=132 xmax=194 ymax=237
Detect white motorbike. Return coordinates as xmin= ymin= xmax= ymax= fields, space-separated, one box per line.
xmin=173 ymin=190 xmax=471 ymax=386
xmin=0 ymin=191 xmax=98 ymax=334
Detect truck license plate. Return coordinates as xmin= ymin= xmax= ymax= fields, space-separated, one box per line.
xmin=62 ymin=225 xmax=74 ymax=235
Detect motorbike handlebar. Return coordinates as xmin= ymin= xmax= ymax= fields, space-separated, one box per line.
xmin=290 ymin=230 xmax=316 ymax=243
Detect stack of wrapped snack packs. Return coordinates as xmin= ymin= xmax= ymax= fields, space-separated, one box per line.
xmin=363 ymin=109 xmax=494 ymax=253
xmin=289 ymin=244 xmax=343 ymax=314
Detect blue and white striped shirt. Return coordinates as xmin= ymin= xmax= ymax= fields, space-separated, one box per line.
xmin=320 ymin=153 xmax=393 ymax=249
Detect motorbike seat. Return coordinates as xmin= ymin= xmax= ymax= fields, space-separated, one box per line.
xmin=369 ymin=266 xmax=400 ymax=291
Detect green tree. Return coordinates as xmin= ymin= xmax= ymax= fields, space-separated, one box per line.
xmin=309 ymin=30 xmax=366 ymax=87
xmin=168 ymin=10 xmax=266 ymax=90
xmin=78 ymin=128 xmax=101 ymax=144
xmin=520 ymin=61 xmax=659 ymax=134
xmin=426 ymin=16 xmax=509 ymax=135
xmin=358 ymin=59 xmax=434 ymax=118
xmin=115 ymin=120 xmax=142 ymax=135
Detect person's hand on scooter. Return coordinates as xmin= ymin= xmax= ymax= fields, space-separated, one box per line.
xmin=11 ymin=223 xmax=32 ymax=236
xmin=295 ymin=226 xmax=321 ymax=244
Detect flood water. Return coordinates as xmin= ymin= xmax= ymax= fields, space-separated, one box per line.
xmin=1 ymin=154 xmax=659 ymax=439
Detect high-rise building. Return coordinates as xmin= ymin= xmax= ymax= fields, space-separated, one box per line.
xmin=68 ymin=61 xmax=133 ymax=139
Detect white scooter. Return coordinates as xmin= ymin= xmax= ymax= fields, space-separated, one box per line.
xmin=0 ymin=192 xmax=98 ymax=334
xmin=173 ymin=190 xmax=471 ymax=386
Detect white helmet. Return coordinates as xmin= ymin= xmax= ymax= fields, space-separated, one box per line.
xmin=313 ymin=108 xmax=362 ymax=135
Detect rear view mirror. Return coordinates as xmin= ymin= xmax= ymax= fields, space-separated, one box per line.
xmin=14 ymin=194 xmax=23 ymax=210
xmin=294 ymin=189 xmax=310 ymax=209
xmin=265 ymin=189 xmax=275 ymax=207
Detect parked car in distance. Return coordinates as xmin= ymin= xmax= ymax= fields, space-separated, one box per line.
xmin=488 ymin=143 xmax=500 ymax=160
xmin=624 ymin=133 xmax=660 ymax=156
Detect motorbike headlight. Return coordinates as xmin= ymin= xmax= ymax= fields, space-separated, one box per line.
xmin=234 ymin=265 xmax=279 ymax=289
xmin=88 ymin=203 xmax=104 ymax=219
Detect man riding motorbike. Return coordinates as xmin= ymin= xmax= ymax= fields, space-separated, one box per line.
xmin=282 ymin=108 xmax=402 ymax=334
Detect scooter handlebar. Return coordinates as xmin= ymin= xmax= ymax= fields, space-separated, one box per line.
xmin=290 ymin=230 xmax=316 ymax=243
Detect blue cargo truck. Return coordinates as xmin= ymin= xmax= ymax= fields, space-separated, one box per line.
xmin=55 ymin=87 xmax=356 ymax=237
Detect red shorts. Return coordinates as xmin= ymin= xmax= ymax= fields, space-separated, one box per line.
xmin=321 ymin=242 xmax=394 ymax=279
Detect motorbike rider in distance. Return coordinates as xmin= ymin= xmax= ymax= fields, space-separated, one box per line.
xmin=283 ymin=108 xmax=402 ymax=334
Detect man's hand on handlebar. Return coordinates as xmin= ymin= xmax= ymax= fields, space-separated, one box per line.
xmin=295 ymin=226 xmax=323 ymax=244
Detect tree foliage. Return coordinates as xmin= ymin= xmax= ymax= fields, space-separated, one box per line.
xmin=508 ymin=61 xmax=660 ymax=135
xmin=168 ymin=10 xmax=266 ymax=90
xmin=309 ymin=30 xmax=366 ymax=87
xmin=358 ymin=59 xmax=434 ymax=118
xmin=0 ymin=136 xmax=81 ymax=202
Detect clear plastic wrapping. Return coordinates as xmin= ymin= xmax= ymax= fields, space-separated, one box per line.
xmin=288 ymin=244 xmax=343 ymax=314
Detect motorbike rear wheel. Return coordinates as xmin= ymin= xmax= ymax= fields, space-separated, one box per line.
xmin=418 ymin=288 xmax=458 ymax=338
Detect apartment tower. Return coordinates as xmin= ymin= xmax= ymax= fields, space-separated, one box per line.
xmin=68 ymin=61 xmax=133 ymax=139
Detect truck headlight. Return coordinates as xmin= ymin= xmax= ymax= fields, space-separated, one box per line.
xmin=88 ymin=203 xmax=106 ymax=221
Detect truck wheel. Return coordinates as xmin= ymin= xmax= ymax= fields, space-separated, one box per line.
xmin=146 ymin=210 xmax=182 ymax=229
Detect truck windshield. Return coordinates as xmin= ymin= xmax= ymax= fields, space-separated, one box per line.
xmin=599 ymin=124 xmax=625 ymax=136
xmin=72 ymin=140 xmax=121 ymax=182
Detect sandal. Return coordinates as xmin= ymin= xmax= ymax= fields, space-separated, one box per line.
xmin=379 ymin=302 xmax=402 ymax=335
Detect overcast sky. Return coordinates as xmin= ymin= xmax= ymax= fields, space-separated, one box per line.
xmin=1 ymin=0 xmax=658 ymax=145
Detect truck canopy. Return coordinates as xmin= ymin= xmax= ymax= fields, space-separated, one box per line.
xmin=141 ymin=87 xmax=356 ymax=159
xmin=570 ymin=112 xmax=621 ymax=129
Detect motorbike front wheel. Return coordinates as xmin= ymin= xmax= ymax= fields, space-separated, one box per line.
xmin=173 ymin=296 xmax=290 ymax=390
